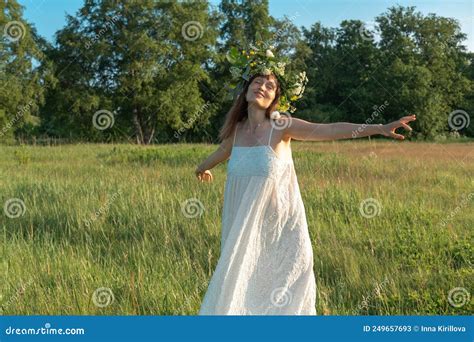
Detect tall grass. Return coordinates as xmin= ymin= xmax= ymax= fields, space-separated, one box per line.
xmin=0 ymin=141 xmax=472 ymax=315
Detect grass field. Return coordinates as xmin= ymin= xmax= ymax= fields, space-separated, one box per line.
xmin=0 ymin=140 xmax=473 ymax=315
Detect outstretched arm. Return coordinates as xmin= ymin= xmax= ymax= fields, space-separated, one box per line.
xmin=284 ymin=115 xmax=416 ymax=141
xmin=194 ymin=136 xmax=233 ymax=182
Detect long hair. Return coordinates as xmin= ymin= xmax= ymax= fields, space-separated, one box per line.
xmin=218 ymin=73 xmax=281 ymax=142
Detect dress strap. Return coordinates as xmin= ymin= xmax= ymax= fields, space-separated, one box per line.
xmin=232 ymin=123 xmax=238 ymax=146
xmin=267 ymin=124 xmax=274 ymax=146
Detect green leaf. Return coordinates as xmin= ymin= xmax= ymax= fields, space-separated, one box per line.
xmin=226 ymin=47 xmax=240 ymax=64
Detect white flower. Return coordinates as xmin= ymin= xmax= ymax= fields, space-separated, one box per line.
xmin=276 ymin=62 xmax=286 ymax=76
xmin=298 ymin=71 xmax=308 ymax=82
xmin=266 ymin=49 xmax=274 ymax=58
xmin=270 ymin=111 xmax=281 ymax=120
xmin=262 ymin=68 xmax=272 ymax=76
xmin=291 ymin=85 xmax=302 ymax=96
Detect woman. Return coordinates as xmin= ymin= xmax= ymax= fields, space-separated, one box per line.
xmin=195 ymin=45 xmax=416 ymax=315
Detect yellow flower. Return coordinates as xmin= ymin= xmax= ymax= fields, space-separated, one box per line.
xmin=250 ymin=62 xmax=256 ymax=67
xmin=250 ymin=51 xmax=255 ymax=55
xmin=242 ymin=50 xmax=246 ymax=55
xmin=290 ymin=95 xmax=298 ymax=101
xmin=277 ymin=103 xmax=290 ymax=112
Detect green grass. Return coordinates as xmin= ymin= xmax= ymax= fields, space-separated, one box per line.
xmin=0 ymin=141 xmax=473 ymax=315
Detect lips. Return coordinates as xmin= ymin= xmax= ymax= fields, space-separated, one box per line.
xmin=255 ymin=91 xmax=265 ymax=98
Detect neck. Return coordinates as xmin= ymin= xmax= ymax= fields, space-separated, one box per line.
xmin=246 ymin=105 xmax=267 ymax=130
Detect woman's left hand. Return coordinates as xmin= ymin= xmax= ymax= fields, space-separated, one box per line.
xmin=382 ymin=114 xmax=417 ymax=140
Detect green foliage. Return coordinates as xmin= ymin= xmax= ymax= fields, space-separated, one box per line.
xmin=1 ymin=2 xmax=474 ymax=143
xmin=0 ymin=0 xmax=55 ymax=141
xmin=38 ymin=0 xmax=219 ymax=144
xmin=300 ymin=6 xmax=473 ymax=138
xmin=12 ymin=145 xmax=31 ymax=164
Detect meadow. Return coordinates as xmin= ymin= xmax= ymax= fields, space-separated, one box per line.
xmin=0 ymin=140 xmax=472 ymax=315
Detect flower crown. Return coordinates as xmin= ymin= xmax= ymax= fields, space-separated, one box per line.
xmin=226 ymin=41 xmax=308 ymax=113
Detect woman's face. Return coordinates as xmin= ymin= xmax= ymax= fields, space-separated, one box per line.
xmin=245 ymin=75 xmax=278 ymax=110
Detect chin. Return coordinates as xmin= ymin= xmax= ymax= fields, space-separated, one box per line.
xmin=249 ymin=101 xmax=266 ymax=109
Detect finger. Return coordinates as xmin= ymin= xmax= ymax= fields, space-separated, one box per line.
xmin=391 ymin=132 xmax=405 ymax=140
xmin=401 ymin=123 xmax=412 ymax=131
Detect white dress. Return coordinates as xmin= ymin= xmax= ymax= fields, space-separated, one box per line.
xmin=199 ymin=122 xmax=317 ymax=315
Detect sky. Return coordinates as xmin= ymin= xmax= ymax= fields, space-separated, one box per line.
xmin=18 ymin=0 xmax=474 ymax=52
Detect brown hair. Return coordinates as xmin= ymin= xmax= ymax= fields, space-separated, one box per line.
xmin=218 ymin=73 xmax=281 ymax=142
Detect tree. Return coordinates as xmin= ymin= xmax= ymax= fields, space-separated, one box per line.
xmin=299 ymin=6 xmax=471 ymax=138
xmin=376 ymin=6 xmax=471 ymax=138
xmin=41 ymin=0 xmax=218 ymax=144
xmin=0 ymin=0 xmax=54 ymax=143
xmin=299 ymin=21 xmax=381 ymax=124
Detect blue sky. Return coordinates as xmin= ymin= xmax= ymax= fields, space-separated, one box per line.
xmin=18 ymin=0 xmax=474 ymax=51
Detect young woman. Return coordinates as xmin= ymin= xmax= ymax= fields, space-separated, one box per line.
xmin=195 ymin=48 xmax=416 ymax=315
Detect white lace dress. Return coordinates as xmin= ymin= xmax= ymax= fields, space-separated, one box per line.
xmin=199 ymin=122 xmax=316 ymax=315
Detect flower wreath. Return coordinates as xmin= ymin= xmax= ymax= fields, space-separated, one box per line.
xmin=226 ymin=41 xmax=308 ymax=115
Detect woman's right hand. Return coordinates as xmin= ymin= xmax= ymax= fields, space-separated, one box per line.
xmin=195 ymin=168 xmax=213 ymax=182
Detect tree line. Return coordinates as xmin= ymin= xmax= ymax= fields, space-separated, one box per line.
xmin=1 ymin=0 xmax=473 ymax=145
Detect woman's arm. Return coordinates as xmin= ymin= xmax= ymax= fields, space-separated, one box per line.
xmin=195 ymin=137 xmax=233 ymax=182
xmin=284 ymin=115 xmax=416 ymax=141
